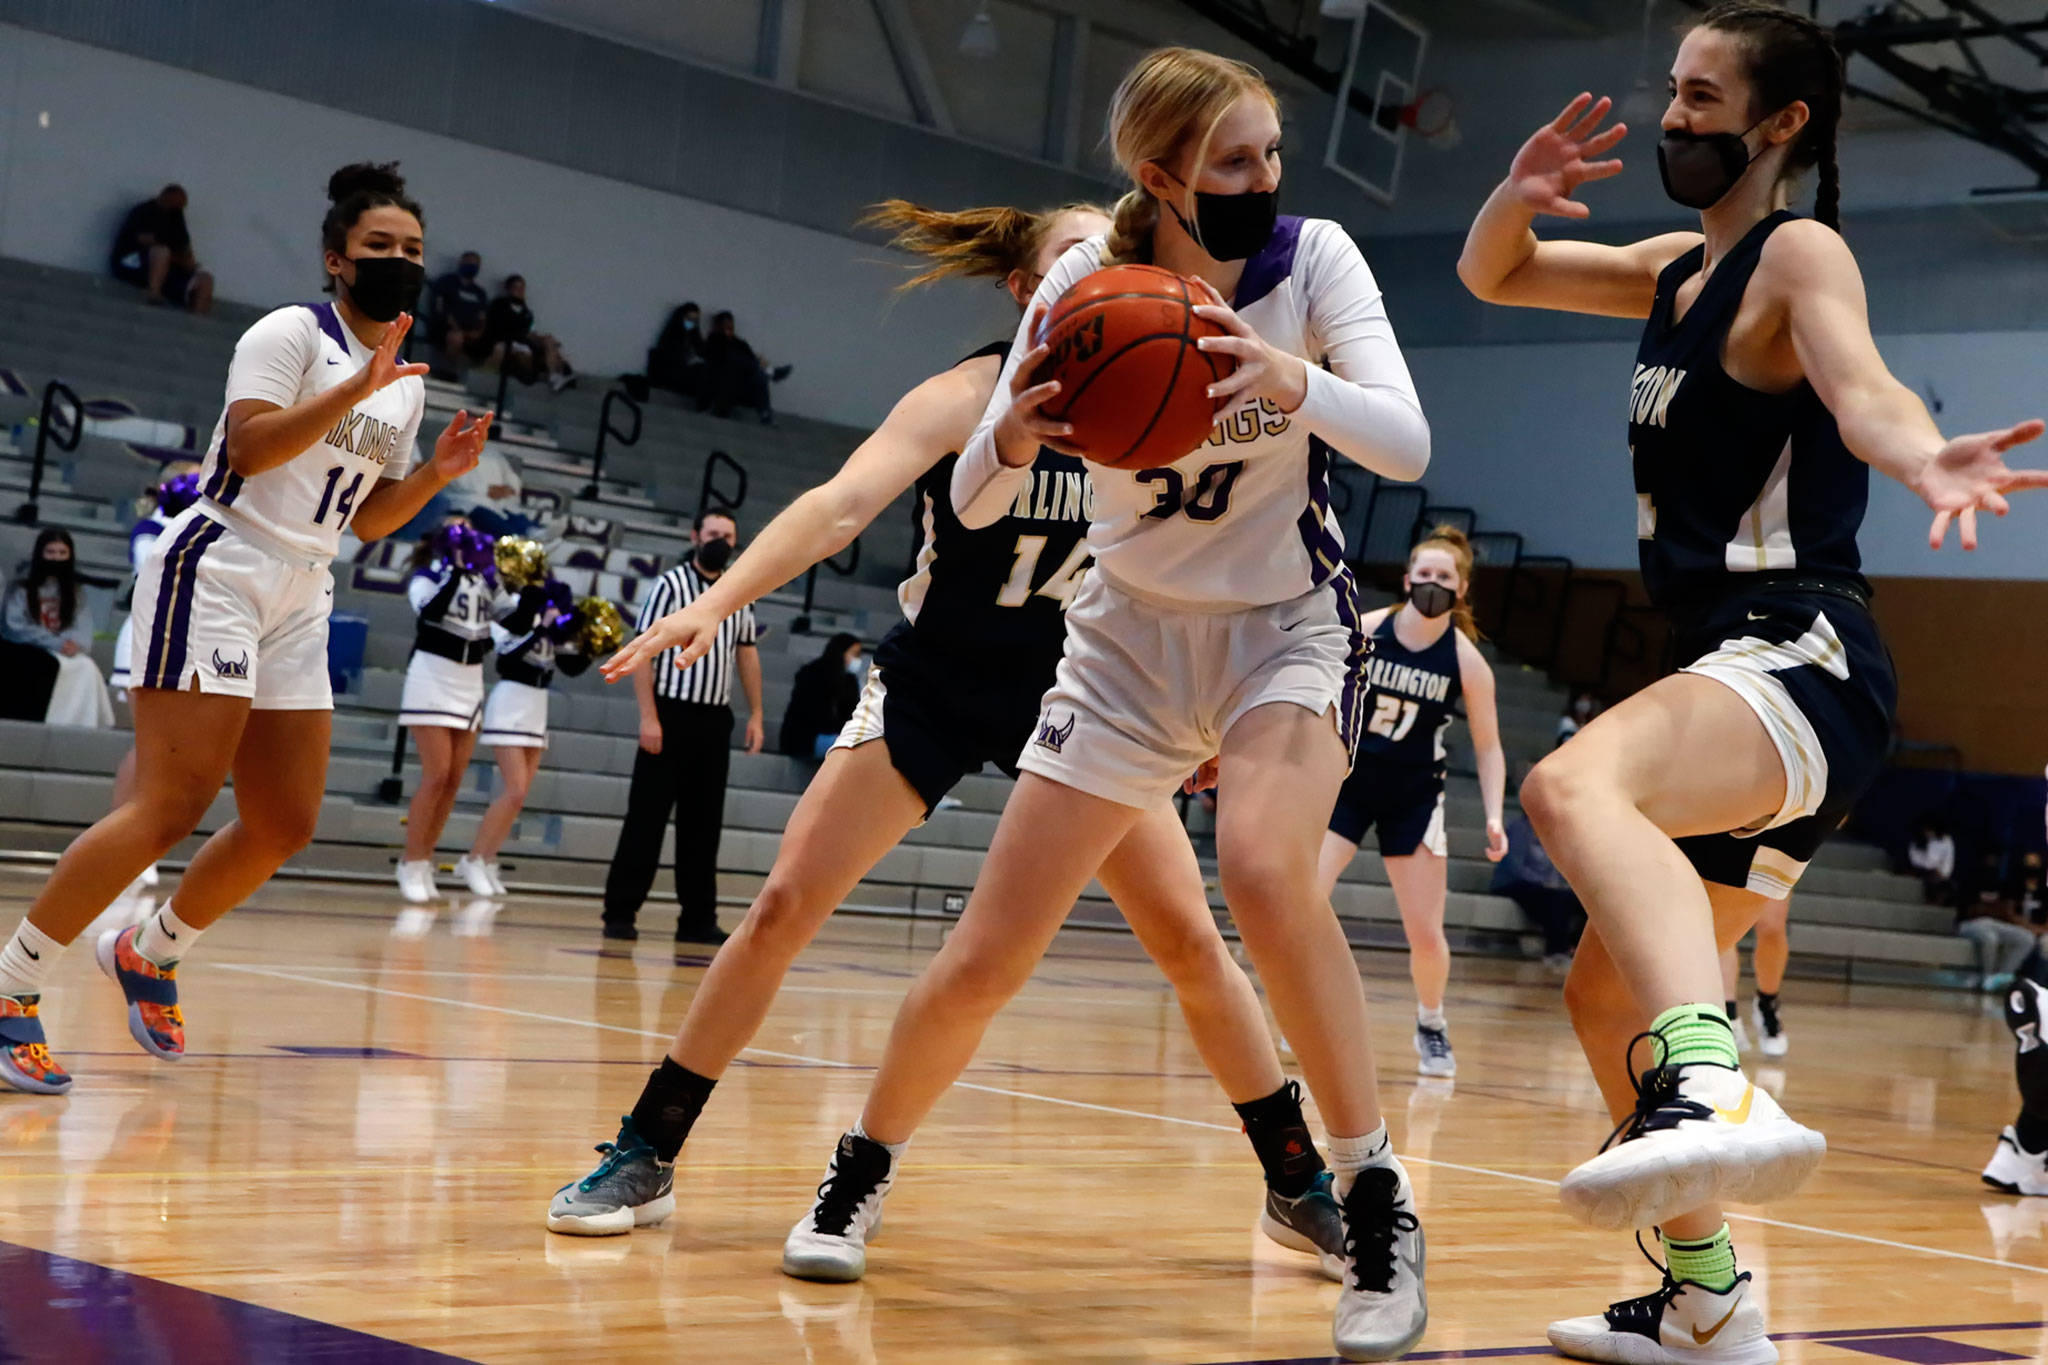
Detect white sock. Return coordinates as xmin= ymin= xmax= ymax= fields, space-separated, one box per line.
xmin=1418 ymin=1005 xmax=1447 ymax=1031
xmin=851 ymin=1122 xmax=909 ymax=1162
xmin=0 ymin=919 xmax=62 ymax=997
xmin=1327 ymin=1122 xmax=1393 ymax=1179
xmin=134 ymin=902 xmax=201 ymax=967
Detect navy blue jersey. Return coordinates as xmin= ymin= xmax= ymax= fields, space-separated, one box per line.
xmin=876 ymin=341 xmax=1092 ymax=699
xmin=1629 ymin=211 xmax=1869 ymax=618
xmin=491 ymin=585 xmax=588 ymax=689
xmin=1353 ymin=613 xmax=1462 ymax=770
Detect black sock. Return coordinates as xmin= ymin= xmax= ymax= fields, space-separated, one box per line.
xmin=1756 ymin=992 xmax=1780 ymax=1026
xmin=1233 ymin=1081 xmax=1327 ymax=1198
xmin=1725 ymin=999 xmax=1739 ymax=1021
xmin=628 ymin=1057 xmax=716 ymax=1162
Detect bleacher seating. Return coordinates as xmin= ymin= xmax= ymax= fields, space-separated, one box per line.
xmin=0 ymin=253 xmax=1976 ymax=985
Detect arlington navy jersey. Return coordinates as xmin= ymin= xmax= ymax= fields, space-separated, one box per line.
xmin=1629 ymin=211 xmax=1869 ymax=617
xmin=876 ymin=342 xmax=1092 ymax=696
xmin=1353 ymin=614 xmax=1461 ymax=770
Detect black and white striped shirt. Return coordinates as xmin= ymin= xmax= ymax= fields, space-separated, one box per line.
xmin=639 ymin=559 xmax=758 ymax=705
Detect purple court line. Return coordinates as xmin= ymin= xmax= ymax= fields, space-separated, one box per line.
xmin=0 ymin=1237 xmax=477 ymax=1364
xmin=1203 ymin=1320 xmax=2048 ymax=1364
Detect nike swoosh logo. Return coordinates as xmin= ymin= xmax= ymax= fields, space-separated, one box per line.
xmin=22 ymin=947 xmax=37 ymax=961
xmin=1713 ymin=1084 xmax=1755 ymax=1125
xmin=163 ymin=926 xmax=178 ymax=940
xmin=1280 ymin=618 xmax=1310 ymax=632
xmin=1747 ymin=610 xmax=1769 ymax=620
xmin=326 ymin=357 xmax=342 ymax=366
xmin=1691 ymin=1299 xmax=1742 ymax=1345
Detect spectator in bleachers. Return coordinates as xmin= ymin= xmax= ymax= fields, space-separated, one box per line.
xmin=646 ymin=302 xmax=711 ymax=407
xmin=1491 ymin=791 xmax=1583 ymax=974
xmin=109 ymin=185 xmax=215 ymax=315
xmin=426 ymin=251 xmax=490 ymax=376
xmin=602 ymin=511 xmax=763 ymax=946
xmin=1959 ymin=849 xmax=2039 ymax=992
xmin=779 ymin=633 xmax=864 ymax=761
xmin=1555 ymin=688 xmax=1600 ymax=747
xmin=1908 ymin=818 xmax=1956 ymax=905
xmin=446 ymin=440 xmax=535 ymax=538
xmin=2016 ymin=851 xmax=2046 ymax=928
xmin=478 ymin=275 xmax=576 ymax=393
xmin=1 ymin=529 xmax=112 ymax=728
xmin=704 ymin=311 xmax=791 ymax=422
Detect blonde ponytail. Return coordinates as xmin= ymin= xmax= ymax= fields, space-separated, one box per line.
xmin=863 ymin=198 xmax=1109 ymax=291
xmin=1102 ymin=190 xmax=1158 ymax=266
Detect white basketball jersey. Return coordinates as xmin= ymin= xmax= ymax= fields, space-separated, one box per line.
xmin=963 ymin=218 xmax=1427 ymax=612
xmin=196 ymin=302 xmax=423 ymax=562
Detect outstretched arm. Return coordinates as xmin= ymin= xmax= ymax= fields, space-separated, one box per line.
xmin=1767 ymin=222 xmax=2048 ymax=550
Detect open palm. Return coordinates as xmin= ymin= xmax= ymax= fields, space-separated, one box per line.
xmin=1920 ymin=418 xmax=2048 ymax=550
xmin=1511 ymin=93 xmax=1628 ymax=221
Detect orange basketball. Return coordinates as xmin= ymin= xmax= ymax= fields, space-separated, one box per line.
xmin=1030 ymin=264 xmax=1236 ymax=471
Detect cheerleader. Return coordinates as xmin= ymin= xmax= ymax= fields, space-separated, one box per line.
xmin=1316 ymin=526 xmax=1507 ymax=1080
xmin=455 ymin=579 xmax=598 ymax=897
xmin=0 ymin=162 xmax=489 ymax=1094
xmin=395 ymin=519 xmax=496 ymax=903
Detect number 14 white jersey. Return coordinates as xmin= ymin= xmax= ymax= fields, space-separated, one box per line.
xmin=196 ymin=301 xmax=423 ymax=562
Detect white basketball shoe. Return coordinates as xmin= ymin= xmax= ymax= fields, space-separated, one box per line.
xmin=1550 ymin=1268 xmax=1776 ymax=1365
xmin=782 ymin=1132 xmax=897 ymax=1283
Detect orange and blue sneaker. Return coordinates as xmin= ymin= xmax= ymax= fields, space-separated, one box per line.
xmin=95 ymin=925 xmax=184 ymax=1060
xmin=0 ymin=994 xmax=72 ymax=1094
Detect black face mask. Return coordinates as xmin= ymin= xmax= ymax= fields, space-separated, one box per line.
xmin=1161 ymin=170 xmax=1278 ymax=262
xmin=695 ymin=538 xmax=734 ymax=573
xmin=1408 ymin=581 xmax=1457 ymax=619
xmin=343 ymin=255 xmax=426 ymax=323
xmin=1656 ymin=115 xmax=1771 ymax=211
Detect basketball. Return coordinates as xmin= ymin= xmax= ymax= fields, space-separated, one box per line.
xmin=1030 ymin=264 xmax=1236 ymax=471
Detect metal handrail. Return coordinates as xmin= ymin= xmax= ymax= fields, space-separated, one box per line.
xmin=584 ymin=389 xmax=643 ymax=497
xmin=17 ymin=381 xmax=83 ymax=523
xmin=698 ymin=449 xmax=748 ymax=519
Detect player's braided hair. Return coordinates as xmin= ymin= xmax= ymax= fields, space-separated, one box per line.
xmin=1695 ymin=3 xmax=1846 ymax=231
xmin=862 ymin=200 xmax=1108 ymax=291
xmin=1103 ymin=47 xmax=1277 ymax=266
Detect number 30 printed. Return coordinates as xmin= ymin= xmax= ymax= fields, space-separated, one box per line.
xmin=1137 ymin=461 xmax=1245 ymax=523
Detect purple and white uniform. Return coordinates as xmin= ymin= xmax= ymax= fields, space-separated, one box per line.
xmin=951 ymin=217 xmax=1429 ymax=808
xmin=129 ymin=302 xmax=423 ymax=708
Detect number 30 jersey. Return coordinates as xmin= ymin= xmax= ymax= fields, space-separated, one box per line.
xmin=195 ymin=301 xmax=424 ymax=562
xmin=1353 ymin=613 xmax=1461 ymax=772
xmin=878 ymin=341 xmax=1093 ymax=691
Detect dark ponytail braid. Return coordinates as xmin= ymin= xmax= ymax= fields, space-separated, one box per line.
xmin=1697 ymin=3 xmax=1846 ymax=231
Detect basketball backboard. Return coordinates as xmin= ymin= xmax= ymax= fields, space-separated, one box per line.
xmin=1321 ymin=0 xmax=1428 ymax=207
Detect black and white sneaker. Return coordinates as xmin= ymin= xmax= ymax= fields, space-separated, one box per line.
xmin=782 ymin=1132 xmax=897 ymax=1282
xmin=1749 ymin=997 xmax=1787 ymax=1059
xmin=1549 ymin=1258 xmax=1776 ymax=1365
xmin=1413 ymin=1022 xmax=1456 ymax=1078
xmin=1332 ymin=1161 xmax=1428 ymax=1361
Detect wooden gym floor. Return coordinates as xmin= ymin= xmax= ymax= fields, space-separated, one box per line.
xmin=0 ymin=866 xmax=2040 ymax=1364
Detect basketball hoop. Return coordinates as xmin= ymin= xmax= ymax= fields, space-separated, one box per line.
xmin=1400 ymin=88 xmax=1460 ymax=148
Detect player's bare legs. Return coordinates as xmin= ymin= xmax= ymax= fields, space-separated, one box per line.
xmin=169 ymin=708 xmax=331 ymax=927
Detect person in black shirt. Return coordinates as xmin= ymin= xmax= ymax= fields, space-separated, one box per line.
xmin=427 ymin=251 xmax=490 ymax=371
xmin=109 ymin=185 xmax=214 ymax=314
xmin=703 ymin=311 xmax=790 ymax=422
xmin=478 ymin=275 xmax=576 ymax=393
xmin=647 ymin=302 xmax=711 ymax=406
xmin=779 ymin=633 xmax=863 ymax=761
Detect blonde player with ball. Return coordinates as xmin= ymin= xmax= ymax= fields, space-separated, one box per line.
xmin=781 ymin=47 xmax=1433 ymax=1362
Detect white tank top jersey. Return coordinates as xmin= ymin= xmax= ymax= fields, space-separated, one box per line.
xmin=195 ymin=301 xmax=424 ymax=563
xmin=953 ymin=217 xmax=1429 ymax=612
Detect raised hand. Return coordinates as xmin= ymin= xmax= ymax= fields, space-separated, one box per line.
xmin=1190 ymin=276 xmax=1307 ymax=419
xmin=367 ymin=312 xmax=432 ymax=391
xmin=1917 ymin=418 xmax=2048 ymax=550
xmin=602 ymin=604 xmax=720 ymax=683
xmin=997 ymin=304 xmax=1083 ymax=465
xmin=1509 ymin=94 xmax=1628 ymax=220
xmin=431 ymin=408 xmax=494 ymax=480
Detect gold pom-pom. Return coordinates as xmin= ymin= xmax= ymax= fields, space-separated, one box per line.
xmin=574 ymin=596 xmax=626 ymax=656
xmin=494 ymin=537 xmax=550 ymax=589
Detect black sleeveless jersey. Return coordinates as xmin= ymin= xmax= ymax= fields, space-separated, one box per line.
xmin=1353 ymin=613 xmax=1462 ymax=771
xmin=874 ymin=341 xmax=1093 ymax=698
xmin=1629 ymin=211 xmax=1869 ymax=619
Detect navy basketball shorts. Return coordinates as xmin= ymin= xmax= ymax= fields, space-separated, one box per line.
xmin=1327 ymin=758 xmax=1447 ymax=859
xmin=832 ymin=658 xmax=1040 ymax=819
xmin=1671 ymin=587 xmax=1897 ymax=897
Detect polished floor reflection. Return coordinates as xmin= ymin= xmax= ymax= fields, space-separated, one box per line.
xmin=0 ymin=868 xmax=2041 ymax=1363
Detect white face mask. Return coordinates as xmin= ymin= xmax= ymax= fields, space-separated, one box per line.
xmin=847 ymin=656 xmax=869 ymax=678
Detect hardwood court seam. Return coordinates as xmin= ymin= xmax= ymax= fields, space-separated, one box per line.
xmin=208 ymin=962 xmax=2048 ymax=1279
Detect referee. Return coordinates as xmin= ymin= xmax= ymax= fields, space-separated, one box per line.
xmin=602 ymin=510 xmax=763 ymax=944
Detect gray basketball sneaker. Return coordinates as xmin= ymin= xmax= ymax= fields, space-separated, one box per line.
xmin=546 ymin=1117 xmax=676 ymax=1236
xmin=1259 ymin=1169 xmax=1346 ymax=1279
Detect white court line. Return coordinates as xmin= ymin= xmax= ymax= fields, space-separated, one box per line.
xmin=210 ymin=962 xmax=2048 ymax=1277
